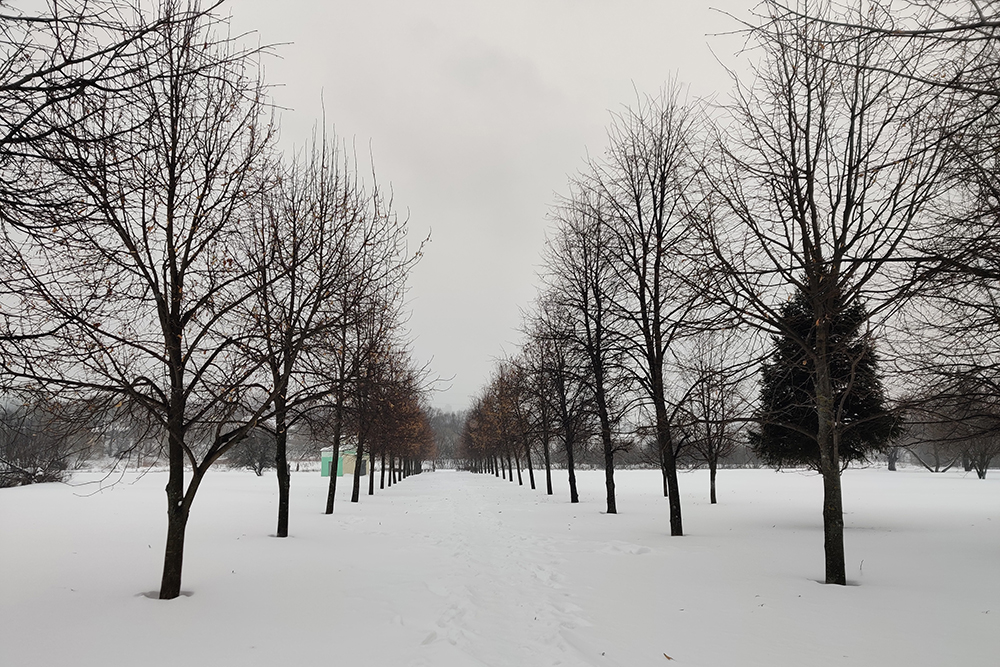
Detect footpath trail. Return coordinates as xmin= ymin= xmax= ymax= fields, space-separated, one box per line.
xmin=389 ymin=470 xmax=604 ymax=667
xmin=285 ymin=467 xmax=672 ymax=667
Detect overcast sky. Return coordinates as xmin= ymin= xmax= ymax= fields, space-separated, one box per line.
xmin=229 ymin=0 xmax=755 ymax=411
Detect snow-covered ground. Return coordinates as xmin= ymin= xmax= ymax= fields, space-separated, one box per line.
xmin=1 ymin=466 xmax=997 ymax=666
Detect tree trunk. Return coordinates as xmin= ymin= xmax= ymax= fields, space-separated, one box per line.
xmin=160 ymin=465 xmax=208 ymax=599
xmin=351 ymin=434 xmax=365 ymax=503
xmin=368 ymin=450 xmax=375 ymax=495
xmin=662 ymin=437 xmax=682 ymax=534
xmin=514 ymin=450 xmax=523 ymax=485
xmin=820 ymin=461 xmax=846 ymax=585
xmin=815 ymin=329 xmax=847 ymax=586
xmin=542 ymin=431 xmax=553 ymax=495
xmin=380 ymin=451 xmax=386 ymax=489
xmin=659 ymin=442 xmax=669 ymax=498
xmin=709 ymin=458 xmax=718 ymax=505
xmin=159 ymin=500 xmax=188 ymax=600
xmin=324 ymin=389 xmax=346 ymax=515
xmin=524 ymin=437 xmax=536 ymax=490
xmin=598 ymin=403 xmax=616 ymax=514
xmin=655 ymin=400 xmax=683 ymax=535
xmin=274 ymin=396 xmax=290 ymax=537
xmin=591 ymin=359 xmax=617 ymax=513
xmin=159 ymin=402 xmax=188 ymax=600
xmin=275 ymin=454 xmax=290 ymax=536
xmin=565 ymin=434 xmax=579 ymax=503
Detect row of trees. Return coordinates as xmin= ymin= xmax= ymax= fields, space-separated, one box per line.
xmin=0 ymin=0 xmax=433 ymax=599
xmin=465 ymin=0 xmax=1000 ymax=586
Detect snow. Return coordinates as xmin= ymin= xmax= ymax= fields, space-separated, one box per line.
xmin=1 ymin=466 xmax=998 ymax=666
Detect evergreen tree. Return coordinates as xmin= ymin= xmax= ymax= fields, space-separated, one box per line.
xmin=750 ymin=288 xmax=901 ymax=469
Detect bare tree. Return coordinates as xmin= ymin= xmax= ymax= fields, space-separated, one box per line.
xmin=365 ymin=359 xmax=435 ymax=487
xmin=225 ymin=429 xmax=276 ymax=476
xmin=587 ymin=85 xmax=706 ymax=535
xmin=460 ymin=392 xmax=499 ymax=476
xmin=0 ymin=1 xmax=189 ymax=221
xmin=244 ymin=127 xmax=389 ymax=536
xmin=517 ymin=321 xmax=561 ymax=494
xmin=903 ymin=377 xmax=1000 ymax=478
xmin=531 ymin=295 xmax=593 ymax=503
xmin=772 ymin=5 xmax=1000 ymax=446
xmin=319 ymin=168 xmax=416 ymax=513
xmin=676 ymin=329 xmax=754 ymax=504
xmin=543 ymin=180 xmax=629 ymax=513
xmin=759 ymin=1 xmax=1000 ymax=97
xmin=0 ymin=1 xmax=221 ymax=355
xmin=703 ymin=0 xmax=950 ymax=583
xmin=3 ymin=1 xmax=280 ymax=599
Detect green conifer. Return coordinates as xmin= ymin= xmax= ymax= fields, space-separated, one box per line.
xmin=750 ymin=287 xmax=901 ymax=469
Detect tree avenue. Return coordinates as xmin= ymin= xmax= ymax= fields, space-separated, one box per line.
xmin=466 ymin=0 xmax=1000 ymax=587
xmin=0 ymin=0 xmax=425 ymax=599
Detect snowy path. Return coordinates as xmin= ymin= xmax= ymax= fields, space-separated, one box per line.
xmin=399 ymin=474 xmax=601 ymax=666
xmin=3 ymin=467 xmax=1000 ymax=666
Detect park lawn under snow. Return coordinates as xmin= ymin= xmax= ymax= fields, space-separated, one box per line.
xmin=1 ymin=466 xmax=998 ymax=667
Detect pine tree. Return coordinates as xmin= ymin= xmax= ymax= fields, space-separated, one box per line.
xmin=750 ymin=288 xmax=901 ymax=469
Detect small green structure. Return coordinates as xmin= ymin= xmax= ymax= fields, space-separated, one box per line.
xmin=320 ymin=447 xmax=364 ymax=477
xmin=320 ymin=448 xmax=345 ymax=477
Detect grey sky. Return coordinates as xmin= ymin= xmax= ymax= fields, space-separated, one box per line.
xmin=230 ymin=0 xmax=754 ymax=411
